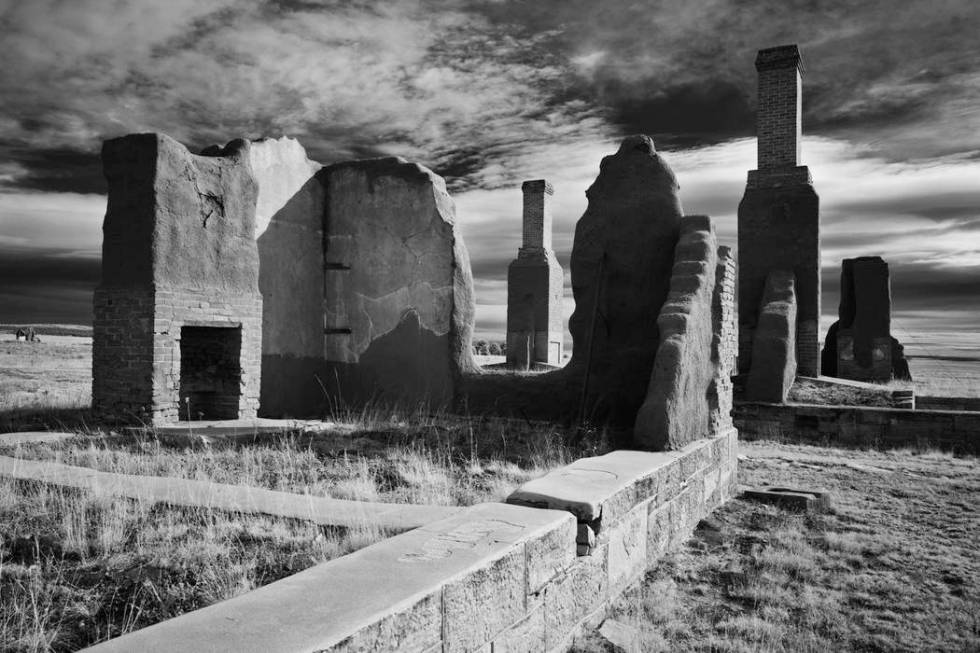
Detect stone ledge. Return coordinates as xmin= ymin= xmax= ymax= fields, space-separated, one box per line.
xmin=505 ymin=429 xmax=737 ymax=529
xmin=82 ymin=502 xmax=574 ymax=653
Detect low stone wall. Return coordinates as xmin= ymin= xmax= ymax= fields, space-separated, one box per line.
xmin=735 ymin=402 xmax=979 ymax=454
xmin=82 ymin=429 xmax=737 ymax=653
xmin=916 ymin=396 xmax=980 ymax=412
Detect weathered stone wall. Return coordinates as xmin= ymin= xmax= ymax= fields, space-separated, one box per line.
xmin=507 ymin=180 xmax=564 ymax=368
xmin=319 ymin=157 xmax=476 ymax=409
xmin=249 ymin=137 xmax=327 ymax=417
xmin=93 ymin=134 xmax=262 ymax=424
xmin=635 ymin=216 xmax=718 ymax=450
xmin=746 ymin=270 xmax=797 ymax=403
xmin=82 ymin=428 xmax=737 ymax=653
xmin=735 ymin=403 xmax=980 ymax=455
xmin=566 ymin=135 xmax=683 ymax=427
xmin=738 ymin=44 xmax=820 ymax=378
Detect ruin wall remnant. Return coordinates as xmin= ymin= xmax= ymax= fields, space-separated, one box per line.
xmin=566 ymin=135 xmax=683 ymax=428
xmin=93 ymin=134 xmax=262 ymax=424
xmin=746 ymin=270 xmax=798 ymax=403
xmin=821 ymin=256 xmax=912 ymax=382
xmin=738 ymin=44 xmax=820 ymax=378
xmin=635 ymin=216 xmax=718 ymax=449
xmin=317 ymin=157 xmax=476 ymax=408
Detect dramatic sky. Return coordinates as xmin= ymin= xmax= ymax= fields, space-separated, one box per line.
xmin=1 ymin=0 xmax=978 ymax=356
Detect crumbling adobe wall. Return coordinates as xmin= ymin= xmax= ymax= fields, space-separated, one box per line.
xmin=746 ymin=270 xmax=797 ymax=403
xmin=634 ymin=216 xmax=718 ymax=450
xmin=566 ymin=135 xmax=683 ymax=427
xmin=93 ymin=134 xmax=262 ymax=423
xmin=710 ymin=246 xmax=738 ymax=432
xmin=821 ymin=256 xmax=911 ymax=382
xmin=248 ymin=137 xmax=327 ymax=416
xmin=319 ymin=157 xmax=476 ymax=408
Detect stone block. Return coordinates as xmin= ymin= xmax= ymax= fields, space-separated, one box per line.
xmin=646 ymin=502 xmax=672 ymax=564
xmin=742 ymin=486 xmax=831 ymax=512
xmin=443 ymin=547 xmax=525 ymax=653
xmin=491 ymin=605 xmax=546 ymax=653
xmin=606 ymin=506 xmax=647 ymax=592
xmin=543 ymin=546 xmax=608 ymax=650
xmin=507 ymin=449 xmax=678 ymax=525
xmin=526 ymin=513 xmax=577 ymax=594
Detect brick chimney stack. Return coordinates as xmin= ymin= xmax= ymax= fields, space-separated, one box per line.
xmin=755 ymin=45 xmax=804 ymax=170
xmin=521 ymin=179 xmax=553 ymax=252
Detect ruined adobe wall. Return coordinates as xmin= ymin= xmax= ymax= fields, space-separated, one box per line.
xmin=318 ymin=157 xmax=476 ymax=409
xmin=82 ymin=428 xmax=737 ymax=653
xmin=635 ymin=216 xmax=718 ymax=449
xmin=566 ymin=135 xmax=683 ymax=427
xmin=93 ymin=134 xmax=262 ymax=423
xmin=746 ymin=270 xmax=798 ymax=403
xmin=249 ymin=137 xmax=328 ymax=417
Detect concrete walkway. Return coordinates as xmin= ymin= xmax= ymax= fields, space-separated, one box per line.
xmin=0 ymin=455 xmax=460 ymax=531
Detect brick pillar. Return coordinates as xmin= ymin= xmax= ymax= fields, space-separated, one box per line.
xmin=738 ymin=44 xmax=821 ymax=378
xmin=521 ymin=180 xmax=553 ymax=251
xmin=756 ymin=45 xmax=803 ymax=170
xmin=507 ymin=180 xmax=563 ymax=368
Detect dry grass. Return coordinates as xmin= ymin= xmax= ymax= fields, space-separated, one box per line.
xmin=0 ymin=477 xmax=389 ymax=652
xmin=0 ymin=412 xmax=590 ymax=507
xmin=574 ymin=441 xmax=980 ymax=653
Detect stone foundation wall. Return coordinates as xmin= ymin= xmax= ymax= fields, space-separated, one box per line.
xmin=83 ymin=429 xmax=737 ymax=653
xmin=735 ymin=402 xmax=979 ymax=454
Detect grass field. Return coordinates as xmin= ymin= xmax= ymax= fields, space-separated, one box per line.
xmin=574 ymin=443 xmax=980 ymax=653
xmin=2 ymin=328 xmax=979 ymax=651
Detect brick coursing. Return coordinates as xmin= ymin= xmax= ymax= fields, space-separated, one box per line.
xmin=93 ymin=287 xmax=261 ymax=424
xmin=710 ymin=246 xmax=738 ymax=432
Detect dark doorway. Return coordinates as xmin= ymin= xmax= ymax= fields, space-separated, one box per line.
xmin=179 ymin=326 xmax=242 ymax=420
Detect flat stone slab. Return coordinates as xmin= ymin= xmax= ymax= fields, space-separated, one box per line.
xmin=741 ymin=485 xmax=831 ymax=512
xmin=134 ymin=418 xmax=329 ymax=442
xmin=81 ymin=502 xmax=574 ymax=653
xmin=0 ymin=455 xmax=460 ymax=531
xmin=0 ymin=431 xmax=79 ymax=446
xmin=506 ymin=447 xmax=680 ymax=523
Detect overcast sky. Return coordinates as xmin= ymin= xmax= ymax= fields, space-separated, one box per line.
xmin=1 ymin=0 xmax=978 ymax=352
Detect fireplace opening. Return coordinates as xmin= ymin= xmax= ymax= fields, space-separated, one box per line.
xmin=179 ymin=325 xmax=242 ymax=420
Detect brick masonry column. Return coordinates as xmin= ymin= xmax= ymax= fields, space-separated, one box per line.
xmin=507 ymin=180 xmax=564 ymax=368
xmin=737 ymin=44 xmax=821 ymax=378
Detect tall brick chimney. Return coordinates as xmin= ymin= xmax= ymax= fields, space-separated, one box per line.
xmin=507 ymin=179 xmax=563 ymax=369
xmin=521 ymin=179 xmax=553 ymax=252
xmin=755 ymin=45 xmax=804 ymax=170
xmin=738 ymin=44 xmax=821 ymax=381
